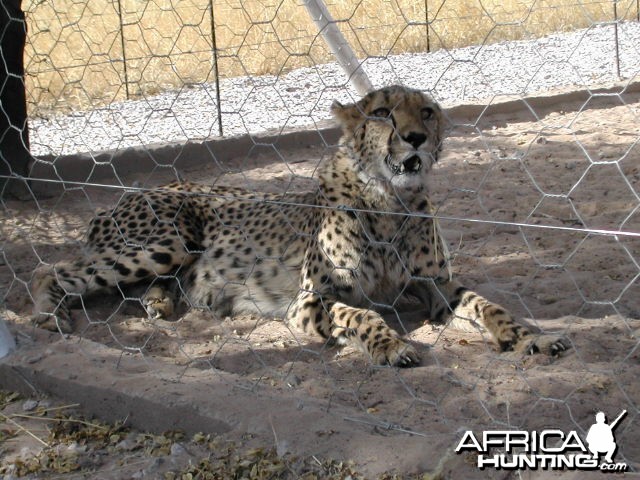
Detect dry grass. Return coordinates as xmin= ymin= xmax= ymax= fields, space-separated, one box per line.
xmin=0 ymin=390 xmax=404 ymax=479
xmin=23 ymin=0 xmax=639 ymax=115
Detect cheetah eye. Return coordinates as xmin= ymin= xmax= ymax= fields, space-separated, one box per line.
xmin=371 ymin=107 xmax=391 ymax=119
xmin=422 ymin=107 xmax=435 ymax=122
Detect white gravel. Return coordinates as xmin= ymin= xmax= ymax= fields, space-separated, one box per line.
xmin=29 ymin=22 xmax=640 ymax=157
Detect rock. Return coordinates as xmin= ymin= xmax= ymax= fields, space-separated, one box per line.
xmin=27 ymin=23 xmax=640 ymax=157
xmin=66 ymin=441 xmax=87 ymax=455
xmin=134 ymin=457 xmax=165 ymax=478
xmin=170 ymin=442 xmax=187 ymax=457
xmin=0 ymin=317 xmax=15 ymax=358
xmin=286 ymin=375 xmax=301 ymax=388
xmin=27 ymin=353 xmax=44 ymax=364
xmin=115 ymin=432 xmax=139 ymax=451
xmin=22 ymin=399 xmax=39 ymax=411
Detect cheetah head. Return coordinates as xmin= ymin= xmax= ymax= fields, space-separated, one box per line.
xmin=331 ymin=85 xmax=443 ymax=190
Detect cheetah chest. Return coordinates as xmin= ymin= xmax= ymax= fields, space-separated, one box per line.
xmin=316 ymin=210 xmax=422 ymax=306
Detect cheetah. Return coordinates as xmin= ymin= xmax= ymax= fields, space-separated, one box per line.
xmin=31 ymin=85 xmax=570 ymax=366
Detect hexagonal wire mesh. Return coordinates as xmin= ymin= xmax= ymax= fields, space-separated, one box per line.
xmin=1 ymin=0 xmax=640 ymax=476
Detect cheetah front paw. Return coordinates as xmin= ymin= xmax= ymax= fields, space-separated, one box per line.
xmin=371 ymin=338 xmax=420 ymax=367
xmin=32 ymin=312 xmax=73 ymax=334
xmin=142 ymin=286 xmax=174 ymax=320
xmin=31 ymin=270 xmax=73 ymax=333
xmin=516 ymin=334 xmax=571 ymax=356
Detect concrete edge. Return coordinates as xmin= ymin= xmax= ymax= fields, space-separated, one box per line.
xmin=444 ymin=80 xmax=640 ymax=122
xmin=0 ymin=328 xmax=455 ymax=475
xmin=0 ymin=329 xmax=352 ymax=442
xmin=26 ymin=80 xmax=640 ymax=196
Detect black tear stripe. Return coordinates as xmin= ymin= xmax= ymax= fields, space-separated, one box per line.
xmin=454 ymin=286 xmax=469 ymax=298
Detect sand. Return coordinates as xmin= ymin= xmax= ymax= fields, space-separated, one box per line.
xmin=1 ymin=88 xmax=639 ymax=478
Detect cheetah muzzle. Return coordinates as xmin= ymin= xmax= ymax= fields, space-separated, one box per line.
xmin=386 ymin=153 xmax=422 ymax=175
xmin=30 ymin=85 xmax=571 ymax=367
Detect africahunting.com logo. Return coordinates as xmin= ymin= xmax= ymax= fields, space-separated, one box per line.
xmin=456 ymin=410 xmax=628 ymax=472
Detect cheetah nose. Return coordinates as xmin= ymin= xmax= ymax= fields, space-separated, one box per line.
xmin=402 ymin=132 xmax=427 ymax=149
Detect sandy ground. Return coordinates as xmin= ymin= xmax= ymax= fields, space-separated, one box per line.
xmin=1 ymin=89 xmax=640 ymax=478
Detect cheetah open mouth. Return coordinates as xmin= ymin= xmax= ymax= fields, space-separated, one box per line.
xmin=385 ymin=154 xmax=422 ymax=175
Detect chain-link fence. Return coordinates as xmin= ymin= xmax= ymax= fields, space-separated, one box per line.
xmin=1 ymin=0 xmax=640 ymax=477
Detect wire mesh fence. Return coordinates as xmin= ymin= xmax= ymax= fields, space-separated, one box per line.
xmin=1 ymin=0 xmax=640 ymax=477
xmin=22 ymin=0 xmax=640 ymax=116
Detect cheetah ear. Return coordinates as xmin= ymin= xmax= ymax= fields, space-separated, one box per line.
xmin=331 ymin=100 xmax=364 ymax=132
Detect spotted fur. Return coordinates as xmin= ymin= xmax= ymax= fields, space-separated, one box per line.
xmin=31 ymin=85 xmax=570 ymax=365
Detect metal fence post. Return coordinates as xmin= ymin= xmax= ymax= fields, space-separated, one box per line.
xmin=208 ymin=0 xmax=223 ymax=137
xmin=303 ymin=0 xmax=373 ymax=95
xmin=613 ymin=0 xmax=621 ymax=79
xmin=116 ymin=0 xmax=130 ymax=99
xmin=424 ymin=0 xmax=431 ymax=52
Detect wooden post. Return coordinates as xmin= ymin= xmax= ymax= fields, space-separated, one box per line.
xmin=302 ymin=0 xmax=373 ymax=95
xmin=0 ymin=0 xmax=31 ymax=198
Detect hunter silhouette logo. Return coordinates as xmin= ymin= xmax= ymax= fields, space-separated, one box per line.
xmin=586 ymin=410 xmax=627 ymax=464
xmin=455 ymin=409 xmax=628 ymax=472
